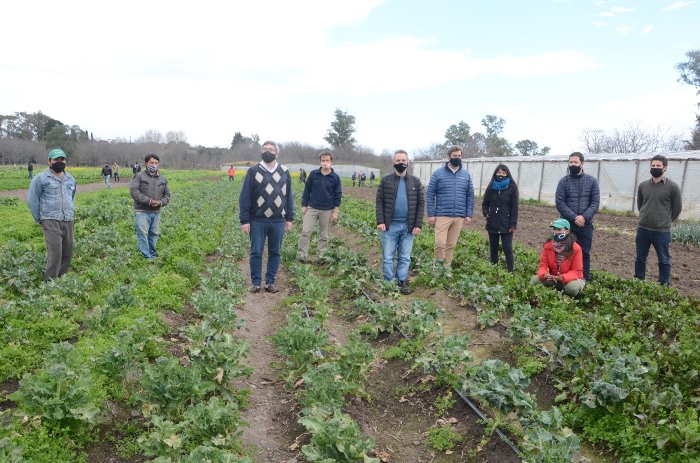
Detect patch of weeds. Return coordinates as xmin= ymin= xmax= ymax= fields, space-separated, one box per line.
xmin=381 ymin=339 xmax=418 ymax=360
xmin=433 ymin=390 xmax=456 ymax=417
xmin=512 ymin=344 xmax=547 ymax=377
xmin=425 ymin=422 xmax=463 ymax=451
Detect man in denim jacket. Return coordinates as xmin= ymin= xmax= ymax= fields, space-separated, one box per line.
xmin=27 ymin=148 xmax=77 ymax=280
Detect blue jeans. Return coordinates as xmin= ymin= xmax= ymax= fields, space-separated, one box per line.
xmin=570 ymin=222 xmax=593 ymax=281
xmin=635 ymin=227 xmax=671 ymax=285
xmin=249 ymin=221 xmax=285 ymax=286
xmin=104 ymin=175 xmax=111 ymax=188
xmin=381 ymin=222 xmax=414 ymax=283
xmin=135 ymin=212 xmax=161 ymax=258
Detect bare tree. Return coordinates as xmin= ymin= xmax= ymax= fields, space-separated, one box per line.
xmin=580 ymin=122 xmax=685 ymax=154
xmin=135 ymin=129 xmax=164 ymax=144
xmin=165 ymin=130 xmax=188 ymax=144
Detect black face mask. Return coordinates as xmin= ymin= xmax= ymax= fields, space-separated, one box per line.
xmin=495 ymin=175 xmax=506 ymax=182
xmin=449 ymin=158 xmax=461 ymax=167
xmin=569 ymin=165 xmax=581 ymax=176
xmin=394 ymin=163 xmax=408 ymax=173
xmin=51 ymin=162 xmax=66 ymax=173
xmin=261 ymin=151 xmax=276 ymax=163
xmin=650 ymin=168 xmax=664 ymax=178
xmin=552 ymin=233 xmax=568 ymax=241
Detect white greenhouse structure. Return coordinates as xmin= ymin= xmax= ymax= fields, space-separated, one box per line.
xmin=412 ymin=151 xmax=700 ymax=220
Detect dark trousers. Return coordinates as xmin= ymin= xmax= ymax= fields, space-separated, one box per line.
xmin=634 ymin=227 xmax=671 ymax=285
xmin=488 ymin=232 xmax=514 ymax=272
xmin=41 ymin=219 xmax=74 ymax=280
xmin=570 ymin=222 xmax=593 ymax=281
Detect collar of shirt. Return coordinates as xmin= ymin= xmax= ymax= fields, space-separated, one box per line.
xmin=260 ymin=160 xmax=278 ymax=173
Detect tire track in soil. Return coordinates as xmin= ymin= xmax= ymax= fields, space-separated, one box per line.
xmin=235 ymin=256 xmax=304 ymax=463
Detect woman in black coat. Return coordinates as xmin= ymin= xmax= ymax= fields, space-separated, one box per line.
xmin=482 ymin=164 xmax=519 ymax=272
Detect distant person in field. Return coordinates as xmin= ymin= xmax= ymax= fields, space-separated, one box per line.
xmin=27 ymin=148 xmax=76 ymax=281
xmin=27 ymin=161 xmax=33 ymax=179
xmin=351 ymin=171 xmax=357 ymax=187
xmin=298 ymin=151 xmax=342 ymax=263
xmin=555 ymin=152 xmax=600 ymax=281
xmin=227 ymin=165 xmax=236 ymax=182
xmin=530 ymin=218 xmax=585 ymax=297
xmin=376 ymin=150 xmax=425 ymax=295
xmin=239 ymin=140 xmax=294 ymax=293
xmin=130 ymin=154 xmax=171 ymax=259
xmin=113 ymin=163 xmax=120 ymax=182
xmin=426 ymin=145 xmax=474 ymax=273
xmin=482 ymin=164 xmax=519 ymax=273
xmin=369 ymin=171 xmax=375 ymax=187
xmin=359 ymin=172 xmax=366 ymax=187
xmin=634 ymin=154 xmax=683 ymax=286
xmin=101 ymin=164 xmax=112 ymax=188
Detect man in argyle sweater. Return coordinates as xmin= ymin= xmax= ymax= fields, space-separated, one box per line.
xmin=239 ymin=141 xmax=294 ymax=293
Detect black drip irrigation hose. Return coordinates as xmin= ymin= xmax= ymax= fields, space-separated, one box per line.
xmin=360 ymin=288 xmax=523 ymax=458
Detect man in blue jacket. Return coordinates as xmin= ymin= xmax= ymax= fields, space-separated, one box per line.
xmin=555 ymin=152 xmax=600 ymax=281
xmin=27 ymin=148 xmax=77 ymax=281
xmin=297 ymin=151 xmax=342 ymax=262
xmin=239 ymin=141 xmax=294 ymax=293
xmin=426 ymin=146 xmax=474 ymax=271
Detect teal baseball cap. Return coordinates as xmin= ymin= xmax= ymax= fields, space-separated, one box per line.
xmin=549 ymin=218 xmax=570 ymax=230
xmin=48 ymin=148 xmax=66 ymax=159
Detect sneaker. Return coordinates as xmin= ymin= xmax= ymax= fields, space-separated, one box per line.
xmin=264 ymin=283 xmax=279 ymax=293
xmin=398 ymin=281 xmax=412 ymax=295
xmin=248 ymin=284 xmax=261 ymax=293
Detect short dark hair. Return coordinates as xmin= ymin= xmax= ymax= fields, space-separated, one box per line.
xmin=651 ymin=154 xmax=668 ymax=167
xmin=569 ymin=152 xmax=584 ymax=163
xmin=447 ymin=146 xmax=462 ymax=157
xmin=145 ymin=154 xmax=160 ymax=163
xmin=319 ymin=151 xmax=333 ymax=161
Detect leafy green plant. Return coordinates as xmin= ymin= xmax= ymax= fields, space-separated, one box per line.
xmin=299 ymin=407 xmax=379 ymax=463
xmin=425 ymin=423 xmax=463 ymax=451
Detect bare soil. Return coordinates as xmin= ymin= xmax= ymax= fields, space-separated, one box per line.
xmin=344 ymin=185 xmax=700 ymax=300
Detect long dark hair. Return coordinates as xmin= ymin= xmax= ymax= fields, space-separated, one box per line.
xmin=485 ymin=164 xmax=518 ymax=191
xmin=546 ymin=230 xmax=577 ymax=258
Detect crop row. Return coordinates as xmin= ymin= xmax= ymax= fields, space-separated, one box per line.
xmin=338 ymin=195 xmax=699 ymax=463
xmin=0 ymin=180 xmax=256 ymax=462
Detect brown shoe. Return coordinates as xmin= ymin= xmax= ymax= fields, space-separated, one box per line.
xmin=264 ymin=283 xmax=279 ymax=293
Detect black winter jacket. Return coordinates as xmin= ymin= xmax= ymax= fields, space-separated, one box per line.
xmin=482 ymin=183 xmax=518 ymax=234
xmin=376 ymin=173 xmax=425 ymax=231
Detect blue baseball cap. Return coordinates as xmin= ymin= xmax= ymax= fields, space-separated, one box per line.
xmin=48 ymin=148 xmax=67 ymax=160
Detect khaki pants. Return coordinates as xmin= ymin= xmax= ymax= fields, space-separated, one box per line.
xmin=434 ymin=216 xmax=464 ymax=266
xmin=529 ymin=275 xmax=585 ymax=297
xmin=298 ymin=207 xmax=333 ymax=259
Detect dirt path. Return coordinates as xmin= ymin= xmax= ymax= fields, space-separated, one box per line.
xmin=344 ymin=186 xmax=700 ymax=300
xmin=236 ymin=258 xmax=303 ymax=463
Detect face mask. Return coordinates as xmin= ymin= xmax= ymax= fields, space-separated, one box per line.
xmin=261 ymin=151 xmax=276 ymax=163
xmin=50 ymin=162 xmax=66 ymax=173
xmin=495 ymin=175 xmax=506 ymax=182
xmin=449 ymin=158 xmax=461 ymax=167
xmin=650 ymin=167 xmax=664 ymax=178
xmin=394 ymin=163 xmax=408 ymax=173
xmin=552 ymin=233 xmax=568 ymax=241
xmin=568 ymin=165 xmax=581 ymax=176
xmin=146 ymin=165 xmax=158 ymax=173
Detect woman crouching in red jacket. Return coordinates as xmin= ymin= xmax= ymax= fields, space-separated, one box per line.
xmin=530 ymin=218 xmax=585 ymax=297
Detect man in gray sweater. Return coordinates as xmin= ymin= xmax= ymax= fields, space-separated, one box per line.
xmin=634 ymin=154 xmax=683 ymax=285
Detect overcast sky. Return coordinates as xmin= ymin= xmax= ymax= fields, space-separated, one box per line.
xmin=3 ymin=0 xmax=698 ymax=157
